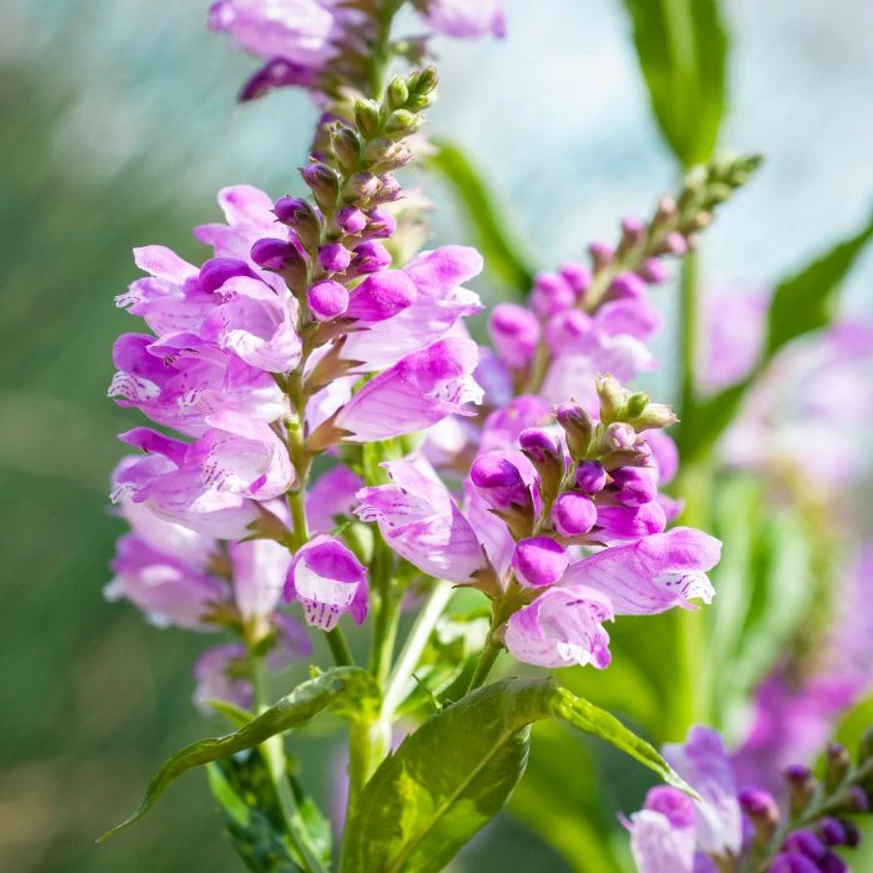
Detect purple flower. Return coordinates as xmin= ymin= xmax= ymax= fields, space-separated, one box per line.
xmin=345 ymin=270 xmax=418 ymax=322
xmin=561 ymin=528 xmax=721 ymax=615
xmin=229 ymin=538 xmax=292 ymax=621
xmin=334 ymin=337 xmax=482 ymax=442
xmin=355 ymin=457 xmax=487 ymax=584
xmin=469 ymin=449 xmax=536 ymax=514
xmin=489 ymin=303 xmax=541 ymax=369
xmin=342 ymin=246 xmax=483 ymax=371
xmin=308 ymin=279 xmax=349 ymax=321
xmin=504 ymin=586 xmax=613 ymax=669
xmin=768 ymin=855 xmax=820 ymax=873
xmin=594 ymin=501 xmax=667 ymax=541
xmin=306 ymin=465 xmax=363 ymax=535
xmin=112 ymin=413 xmax=294 ymax=538
xmin=511 ymin=537 xmax=569 ymax=588
xmin=552 ymin=492 xmax=597 ymax=536
xmin=626 ymin=786 xmax=698 ymax=873
xmin=417 ymin=0 xmax=507 ymax=39
xmin=285 ymin=535 xmax=368 ymax=631
xmin=208 ymin=0 xmax=339 ymax=67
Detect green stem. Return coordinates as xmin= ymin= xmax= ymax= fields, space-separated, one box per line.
xmin=250 ymin=652 xmax=327 ymax=873
xmin=381 ymin=579 xmax=454 ymax=717
xmin=466 ymin=638 xmax=503 ymax=694
xmin=325 ymin=626 xmax=355 ymax=667
xmin=679 ymin=249 xmax=699 ymax=424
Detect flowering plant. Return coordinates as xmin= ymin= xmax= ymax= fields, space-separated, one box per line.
xmin=96 ymin=2 xmax=873 ymax=872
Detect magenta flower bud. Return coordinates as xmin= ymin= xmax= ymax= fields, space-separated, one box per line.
xmin=273 ymin=195 xmax=309 ymax=223
xmin=768 ymin=854 xmax=820 ymax=873
xmin=842 ymin=822 xmax=861 ymax=848
xmin=530 ymin=272 xmax=575 ymax=318
xmin=818 ymin=854 xmax=849 ymax=873
xmin=375 ymin=173 xmax=401 ymax=202
xmin=272 ymin=196 xmax=324 ymax=246
xmin=783 ymin=831 xmax=826 ymax=861
xmin=346 ymin=270 xmax=417 ymax=322
xmin=604 ymin=422 xmax=637 ymax=451
xmin=621 ymin=215 xmax=646 ymax=245
xmin=638 ymin=257 xmax=670 ymax=284
xmin=336 ymin=206 xmax=368 ymax=235
xmin=251 ymin=237 xmax=301 ymax=271
xmin=301 ymin=163 xmax=340 ymax=209
xmin=739 ymin=789 xmax=781 ymax=825
xmin=518 ymin=427 xmax=561 ymax=464
xmin=576 ymin=461 xmax=607 ymax=493
xmin=470 ymin=451 xmax=532 ymax=512
xmin=818 ymin=818 xmax=847 ymax=847
xmin=351 ymin=240 xmax=392 ymax=274
xmin=366 ymin=207 xmax=397 ymax=239
xmin=552 ymin=492 xmax=597 ymax=537
xmin=644 ymin=785 xmax=696 ymax=828
xmin=308 ymin=279 xmax=349 ymax=321
xmin=588 ymin=240 xmax=614 ymax=268
xmin=608 ymin=467 xmax=658 ymax=506
xmin=559 ymin=261 xmax=592 ymax=298
xmin=663 ymin=231 xmax=689 ymax=255
xmin=608 ymin=272 xmax=648 ymax=300
xmin=345 ymin=171 xmax=380 ymax=200
xmin=318 ymin=242 xmax=352 ymax=273
xmin=489 ymin=302 xmax=541 ymax=369
xmin=198 ymin=257 xmax=258 ymax=293
xmin=544 ymin=309 xmax=593 ymax=354
xmin=845 ymin=785 xmax=869 ymax=812
xmin=284 ymin=534 xmax=368 ymax=631
xmin=512 ymin=536 xmax=569 ymax=588
xmin=595 ymin=502 xmax=666 ymax=540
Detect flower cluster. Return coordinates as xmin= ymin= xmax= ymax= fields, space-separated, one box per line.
xmin=626 ymin=726 xmax=873 ymax=873
xmin=209 ymin=0 xmax=505 ymax=101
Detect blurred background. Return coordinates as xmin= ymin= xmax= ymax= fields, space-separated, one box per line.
xmin=1 ymin=0 xmax=872 ymax=871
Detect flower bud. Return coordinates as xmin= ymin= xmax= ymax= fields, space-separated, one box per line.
xmin=384 ymin=109 xmax=421 ymax=136
xmin=512 ymin=537 xmax=569 ymax=588
xmin=544 ymin=310 xmax=592 ymax=355
xmin=782 ymin=830 xmax=826 ymax=862
xmin=366 ymin=207 xmax=397 ymax=239
xmin=330 ymin=125 xmax=363 ymax=173
xmin=818 ymin=853 xmax=849 ymax=873
xmin=489 ymin=303 xmax=541 ymax=369
xmin=307 ymin=280 xmax=349 ymax=322
xmin=198 ymin=257 xmax=257 ymax=294
xmin=386 ymin=75 xmax=409 ymax=110
xmin=628 ymin=401 xmax=678 ymax=432
xmin=843 ymin=785 xmax=869 ymax=813
xmin=842 ymin=821 xmax=861 ymax=849
xmin=662 ymin=231 xmax=689 ymax=255
xmin=637 ymin=257 xmax=670 ymax=284
xmin=470 ymin=452 xmax=534 ymax=515
xmin=530 ymin=272 xmax=575 ymax=318
xmin=518 ymin=427 xmax=564 ymax=499
xmin=576 ymin=460 xmax=606 ymax=493
xmin=608 ymin=272 xmax=648 ymax=301
xmin=345 ymin=171 xmax=380 ymax=201
xmin=354 ymin=98 xmax=382 ymax=139
xmin=273 ymin=196 xmax=324 ymax=248
xmin=619 ymin=216 xmax=646 ymax=253
xmin=588 ymin=241 xmax=614 ymax=270
xmin=653 ymin=196 xmax=678 ymax=228
xmin=350 ymin=241 xmax=391 ymax=274
xmin=600 ymin=422 xmax=637 ymax=453
xmin=250 ymin=238 xmax=308 ymax=290
xmin=608 ymin=466 xmax=658 ymax=506
xmin=372 ymin=173 xmax=402 ymax=204
xmin=301 ymin=163 xmax=341 ymax=211
xmin=784 ymin=764 xmax=816 ymax=817
xmin=552 ymin=492 xmax=597 ymax=537
xmin=739 ymin=788 xmax=781 ymax=845
xmin=768 ymin=853 xmax=820 ymax=873
xmin=596 ymin=374 xmax=629 ymax=423
xmin=363 ymin=137 xmax=412 ymax=174
xmin=624 ymin=392 xmax=650 ymax=420
xmin=559 ymin=262 xmax=591 ymax=299
xmin=556 ymin=402 xmax=594 ymax=459
xmin=318 ymin=243 xmax=352 ymax=274
xmin=818 ymin=818 xmax=847 ymax=847
xmin=825 ymin=743 xmax=852 ymax=793
xmin=337 ymin=206 xmax=368 ymax=235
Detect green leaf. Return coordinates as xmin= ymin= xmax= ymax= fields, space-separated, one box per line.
xmin=395 ymin=609 xmax=490 ymax=716
xmin=98 ymin=666 xmax=379 ymax=842
xmin=765 ymin=210 xmax=873 ymax=356
xmin=340 ymin=678 xmax=689 ymax=873
xmin=622 ymin=0 xmax=727 ymax=167
xmin=426 ymin=140 xmax=538 ymax=294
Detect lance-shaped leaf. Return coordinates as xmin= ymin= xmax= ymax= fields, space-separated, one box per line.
xmin=622 ymin=0 xmax=727 ymax=167
xmin=98 ymin=667 xmax=379 ymax=842
xmin=340 ymin=678 xmax=690 ymax=873
xmin=426 ymin=140 xmax=538 ymax=295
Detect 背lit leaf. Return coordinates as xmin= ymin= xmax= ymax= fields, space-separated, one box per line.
xmin=99 ymin=667 xmax=379 ymax=842
xmin=621 ymin=0 xmax=728 ymax=167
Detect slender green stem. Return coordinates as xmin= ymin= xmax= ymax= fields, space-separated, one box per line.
xmin=679 ymin=249 xmax=699 ymax=423
xmin=325 ymin=626 xmax=355 ymax=667
xmin=466 ymin=638 xmax=503 ymax=694
xmin=250 ymin=651 xmax=327 ymax=873
xmin=381 ymin=580 xmax=454 ymax=718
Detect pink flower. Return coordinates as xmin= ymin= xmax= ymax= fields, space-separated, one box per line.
xmin=306 ymin=465 xmax=363 ymax=535
xmin=417 ymin=0 xmax=507 ymax=39
xmin=560 ymin=527 xmax=721 ymax=615
xmin=285 ymin=535 xmax=368 ymax=631
xmin=333 ymin=337 xmax=482 ymax=442
xmin=355 ymin=457 xmax=487 ymax=584
xmin=504 ymin=586 xmax=613 ymax=669
xmin=229 ymin=538 xmax=292 ymax=621
xmin=112 ymin=413 xmax=294 ymax=539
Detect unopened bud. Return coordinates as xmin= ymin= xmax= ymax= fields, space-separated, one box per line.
xmin=555 ymin=402 xmax=594 ymax=459
xmin=558 ymin=261 xmax=591 ymax=299
xmin=619 ymin=215 xmax=647 ymax=252
xmin=365 ymin=207 xmax=397 ymax=239
xmin=784 ymin=764 xmax=816 ymax=817
xmin=384 ymin=109 xmax=421 ymax=137
xmin=607 ymin=272 xmax=648 ymax=301
xmin=250 ymin=238 xmax=309 ymax=292
xmin=738 ymin=788 xmax=781 ymax=846
xmin=661 ymin=231 xmax=689 ymax=256
xmin=301 ymin=163 xmax=341 ymax=211
xmin=371 ymin=173 xmax=402 ymax=204
xmin=354 ymin=99 xmax=382 ymax=139
xmin=637 ymin=257 xmax=670 ymax=284
xmin=575 ymin=460 xmax=607 ymax=493
xmin=842 ymin=785 xmax=869 ymax=813
xmin=386 ymin=76 xmax=409 ymax=110
xmin=318 ymin=242 xmax=352 ymax=274
xmin=337 ymin=205 xmax=368 ymax=235
xmin=818 ymin=818 xmax=847 ymax=848
xmin=552 ymin=492 xmax=597 ymax=537
xmin=273 ymin=196 xmax=324 ymax=249
xmin=825 ymin=743 xmax=852 ymax=793
xmin=349 ymin=241 xmax=392 ymax=275
xmin=307 ymin=279 xmax=349 ymax=322
xmin=629 ymin=402 xmax=678 ymax=432
xmin=588 ymin=241 xmax=614 ymax=270
xmin=705 ymin=183 xmax=734 ymax=205
xmin=624 ymin=392 xmax=650 ymax=420
xmin=331 ymin=125 xmax=363 ymax=173
xmin=596 ymin=374 xmax=628 ymax=423
xmin=653 ymin=196 xmax=678 ymax=228
xmin=518 ymin=427 xmax=564 ymax=500
xmin=344 ymin=171 xmax=380 ymax=201
xmin=600 ymin=422 xmax=637 ymax=453
xmin=364 ymin=139 xmax=413 ymax=174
